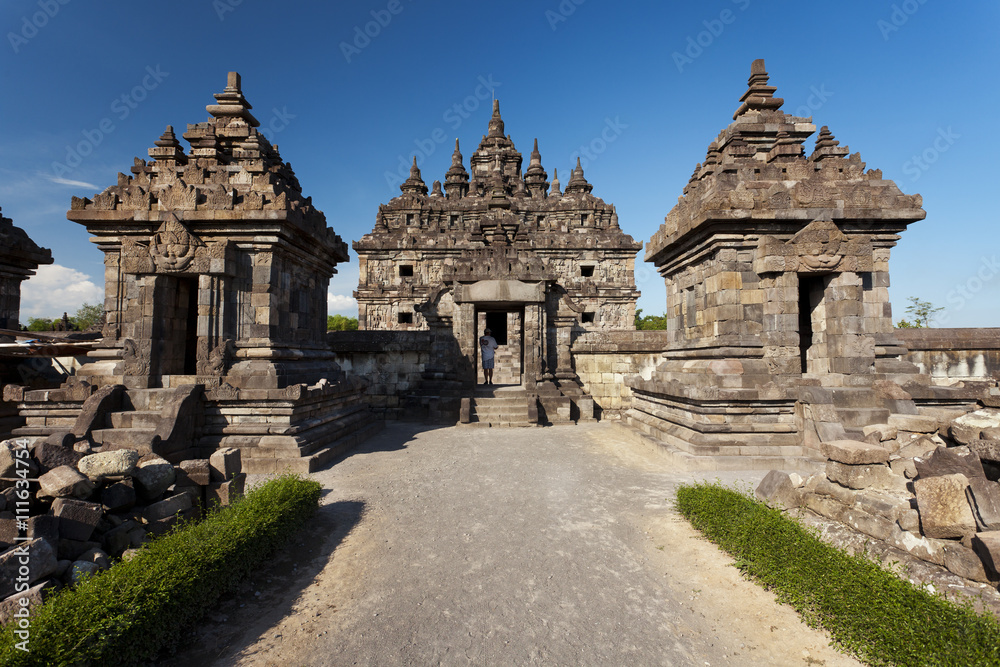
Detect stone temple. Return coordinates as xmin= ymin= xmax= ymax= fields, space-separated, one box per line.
xmin=9 ymin=73 xmax=373 ymax=473
xmin=623 ymin=59 xmax=986 ymax=468
xmin=353 ymin=100 xmax=642 ymax=423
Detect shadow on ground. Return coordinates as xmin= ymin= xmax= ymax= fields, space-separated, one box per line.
xmin=155 ymin=498 xmax=364 ymax=666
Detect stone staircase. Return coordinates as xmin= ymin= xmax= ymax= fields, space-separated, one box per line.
xmin=92 ymin=388 xmax=173 ymax=454
xmin=461 ymin=385 xmax=537 ymax=427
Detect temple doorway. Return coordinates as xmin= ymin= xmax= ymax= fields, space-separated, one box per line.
xmin=476 ymin=307 xmax=523 ymax=385
xmin=151 ymin=275 xmax=199 ymax=383
xmin=797 ymin=274 xmax=830 ymax=375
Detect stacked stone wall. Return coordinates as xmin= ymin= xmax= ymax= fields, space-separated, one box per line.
xmin=328 ymin=331 xmax=432 ymax=419
xmin=571 ymin=331 xmax=668 ymax=417
xmin=896 ymin=328 xmax=1000 ymax=382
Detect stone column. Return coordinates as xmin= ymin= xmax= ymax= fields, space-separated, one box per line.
xmin=523 ymin=303 xmax=543 ymax=388
xmin=553 ymin=315 xmax=578 ymax=382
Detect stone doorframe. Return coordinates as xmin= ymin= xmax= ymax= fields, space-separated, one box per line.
xmin=453 ymin=280 xmax=546 ymax=389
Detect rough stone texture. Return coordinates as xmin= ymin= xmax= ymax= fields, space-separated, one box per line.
xmin=889 ymin=457 xmax=917 ymax=479
xmin=914 ymin=445 xmax=985 ymax=481
xmin=27 ymin=514 xmax=59 ymax=545
xmin=143 ymin=493 xmax=193 ymax=523
xmin=77 ymin=449 xmax=140 ymax=480
xmin=0 ymin=208 xmax=52 ymax=334
xmin=913 ymin=474 xmax=978 ymax=539
xmin=38 ymin=465 xmax=94 ymax=499
xmin=206 ymin=473 xmax=245 ymax=507
xmin=821 ymin=440 xmax=889 ymax=465
xmin=755 ymin=470 xmax=800 ymax=509
xmin=950 ymin=408 xmax=1000 ymax=445
xmin=100 ymin=480 xmax=136 ymax=513
xmin=942 ymin=542 xmax=996 ymax=584
xmin=972 ymin=531 xmax=1000 ymax=580
xmin=896 ymin=328 xmax=1000 ymax=382
xmin=862 ymin=424 xmax=897 ymax=441
xmin=0 ymin=440 xmax=17 ymax=477
xmin=0 ymin=581 xmax=51 ymax=626
xmin=888 ymin=414 xmax=940 ymax=434
xmin=133 ymin=457 xmax=175 ymax=500
xmin=966 ymin=477 xmax=1000 ymax=531
xmin=33 ymin=442 xmax=85 ymax=474
xmin=69 ymin=560 xmax=100 ymax=586
xmin=967 ymin=439 xmax=1000 ymax=464
xmin=51 ymin=498 xmax=104 ymax=542
xmin=176 ymin=458 xmax=211 ymax=486
xmin=209 ymin=447 xmax=242 ymax=482
xmin=896 ymin=435 xmax=940 ymax=460
xmin=826 ymin=461 xmax=893 ymax=490
xmin=0 ymin=538 xmax=57 ymax=599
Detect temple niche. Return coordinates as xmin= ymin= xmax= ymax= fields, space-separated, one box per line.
xmin=625 ymin=59 xmax=982 ymax=469
xmin=354 ymin=101 xmax=642 ymax=422
xmin=9 ymin=73 xmax=373 ymax=473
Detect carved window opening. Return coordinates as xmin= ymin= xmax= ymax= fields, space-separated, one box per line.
xmin=398 ymin=311 xmax=413 ymax=324
xmin=537 ymin=214 xmax=545 ymax=227
xmin=449 ymin=214 xmax=459 ymax=228
xmin=406 ymin=214 xmax=415 ymax=226
xmin=581 ymin=265 xmax=595 ymax=278
xmin=581 ymin=213 xmax=590 ymax=226
xmin=399 ymin=264 xmax=414 ymax=277
xmin=861 ymin=272 xmax=873 ymax=291
xmin=581 ymin=311 xmax=596 ymax=324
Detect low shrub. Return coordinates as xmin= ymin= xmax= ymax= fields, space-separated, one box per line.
xmin=0 ymin=474 xmax=322 ymax=666
xmin=676 ymin=481 xmax=1000 ymax=667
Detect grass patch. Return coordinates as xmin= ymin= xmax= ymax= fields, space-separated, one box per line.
xmin=0 ymin=474 xmax=322 ymax=666
xmin=676 ymin=481 xmax=1000 ymax=667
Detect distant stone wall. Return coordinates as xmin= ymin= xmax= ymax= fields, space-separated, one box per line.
xmin=895 ymin=328 xmax=1000 ymax=381
xmin=571 ymin=331 xmax=668 ymax=417
xmin=328 ymin=331 xmax=431 ymax=419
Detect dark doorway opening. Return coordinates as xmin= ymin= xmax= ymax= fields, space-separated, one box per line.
xmin=485 ymin=311 xmax=508 ymax=345
xmin=153 ymin=276 xmax=199 ymax=382
xmin=798 ymin=275 xmax=824 ymax=374
xmin=182 ymin=280 xmax=198 ymax=375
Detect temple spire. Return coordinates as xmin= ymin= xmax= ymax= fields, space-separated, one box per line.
xmin=549 ymin=168 xmax=561 ymax=196
xmin=810 ymin=126 xmax=851 ymax=161
xmin=523 ymin=138 xmax=549 ymax=198
xmin=487 ymin=99 xmax=505 ymax=138
xmin=149 ymin=125 xmax=187 ymax=164
xmin=733 ymin=59 xmax=784 ymax=120
xmin=564 ymin=157 xmax=593 ymax=195
xmin=444 ymin=138 xmax=470 ymax=199
xmin=206 ymin=71 xmax=260 ymax=127
xmin=400 ymin=156 xmax=428 ymax=196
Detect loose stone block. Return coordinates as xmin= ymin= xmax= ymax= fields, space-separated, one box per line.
xmin=176 ymin=459 xmax=211 ymax=487
xmin=942 ymin=542 xmax=995 ymax=583
xmin=209 ymin=448 xmax=242 ymax=482
xmin=914 ymin=445 xmax=985 ymax=481
xmin=888 ymin=414 xmax=940 ymax=434
xmin=755 ymin=470 xmax=800 ymax=509
xmin=0 ymin=581 xmax=51 ymax=626
xmin=826 ymin=461 xmax=893 ymax=490
xmin=38 ymin=466 xmax=94 ymax=500
xmin=27 ymin=514 xmax=59 ymax=545
xmin=101 ymin=480 xmax=136 ymax=513
xmin=133 ymin=457 xmax=175 ymax=501
xmin=51 ymin=498 xmax=104 ymax=542
xmin=862 ymin=424 xmax=897 ymax=441
xmin=143 ymin=493 xmax=193 ymax=523
xmin=77 ymin=450 xmax=140 ymax=480
xmin=966 ymin=477 xmax=1000 ymax=531
xmin=950 ymin=408 xmax=1000 ymax=445
xmin=821 ymin=440 xmax=889 ymax=465
xmin=206 ymin=473 xmax=245 ymax=507
xmin=967 ymin=439 xmax=1000 ymax=464
xmin=972 ymin=531 xmax=1000 ymax=580
xmin=913 ymin=474 xmax=977 ymax=539
xmin=0 ymin=538 xmax=58 ymax=599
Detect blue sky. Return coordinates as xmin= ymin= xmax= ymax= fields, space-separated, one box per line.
xmin=1 ymin=0 xmax=997 ymax=326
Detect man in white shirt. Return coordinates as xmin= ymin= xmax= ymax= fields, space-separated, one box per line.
xmin=479 ymin=327 xmax=499 ymax=385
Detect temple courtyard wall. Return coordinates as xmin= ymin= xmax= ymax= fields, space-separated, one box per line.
xmin=896 ymin=328 xmax=1000 ymax=383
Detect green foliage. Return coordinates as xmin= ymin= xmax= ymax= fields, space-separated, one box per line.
xmin=24 ymin=318 xmax=54 ymax=332
xmin=73 ymin=302 xmax=104 ymax=330
xmin=0 ymin=475 xmax=322 ymax=666
xmin=900 ymin=296 xmax=943 ymax=328
xmin=633 ymin=308 xmax=667 ymax=330
xmin=675 ymin=482 xmax=1000 ymax=666
xmin=327 ymin=314 xmax=359 ymax=331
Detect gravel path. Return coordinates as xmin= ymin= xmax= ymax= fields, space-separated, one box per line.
xmin=162 ymin=422 xmax=861 ymax=667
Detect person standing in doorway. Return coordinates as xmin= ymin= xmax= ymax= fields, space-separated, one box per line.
xmin=479 ymin=327 xmax=498 ymax=385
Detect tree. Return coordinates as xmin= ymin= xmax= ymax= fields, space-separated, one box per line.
xmin=327 ymin=315 xmax=359 ymax=331
xmin=74 ymin=302 xmax=104 ymax=330
xmin=634 ymin=308 xmax=667 ymax=331
xmin=896 ymin=297 xmax=943 ymax=328
xmin=26 ymin=317 xmax=55 ymax=332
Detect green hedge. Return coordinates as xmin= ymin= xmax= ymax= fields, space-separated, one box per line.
xmin=0 ymin=474 xmax=322 ymax=666
xmin=676 ymin=481 xmax=1000 ymax=667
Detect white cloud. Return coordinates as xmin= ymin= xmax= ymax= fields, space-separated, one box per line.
xmin=20 ymin=264 xmax=103 ymax=320
xmin=328 ymin=292 xmax=357 ymax=315
xmin=43 ymin=176 xmax=98 ymax=189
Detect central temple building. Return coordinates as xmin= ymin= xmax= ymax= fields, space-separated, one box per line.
xmin=354 ymin=101 xmax=641 ymax=414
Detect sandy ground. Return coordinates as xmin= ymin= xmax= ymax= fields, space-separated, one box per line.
xmin=159 ymin=422 xmax=862 ymax=666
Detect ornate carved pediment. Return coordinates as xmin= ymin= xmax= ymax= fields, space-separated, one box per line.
xmin=150 ymin=214 xmax=204 ymax=272
xmin=444 ymin=244 xmax=548 ymax=282
xmin=754 ymin=219 xmax=873 ymax=275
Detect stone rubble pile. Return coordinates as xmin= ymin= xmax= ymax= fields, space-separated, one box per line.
xmin=0 ymin=439 xmax=244 ymax=623
xmin=758 ymin=408 xmax=1000 ymax=587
